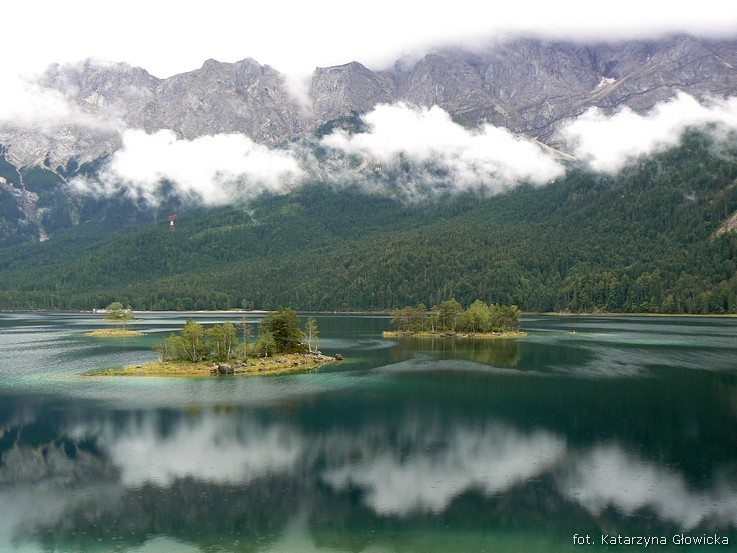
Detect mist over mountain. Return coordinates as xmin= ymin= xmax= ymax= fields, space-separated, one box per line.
xmin=2 ymin=34 xmax=737 ymax=169
xmin=1 ymin=34 xmax=736 ymax=239
xmin=2 ymin=34 xmax=737 ymax=313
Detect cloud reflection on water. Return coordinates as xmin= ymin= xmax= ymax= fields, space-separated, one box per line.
xmin=2 ymin=406 xmax=737 ymax=551
xmin=563 ymin=444 xmax=737 ymax=529
xmin=70 ymin=412 xmax=303 ymax=486
xmin=59 ymin=410 xmax=737 ymax=530
xmin=322 ymin=423 xmax=565 ymax=515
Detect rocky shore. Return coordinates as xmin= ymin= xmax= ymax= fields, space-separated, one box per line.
xmin=88 ymin=352 xmax=341 ymax=377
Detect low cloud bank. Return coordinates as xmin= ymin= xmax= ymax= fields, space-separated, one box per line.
xmin=322 ymin=103 xmax=565 ymax=192
xmin=15 ymin=91 xmax=737 ymax=206
xmin=0 ymin=73 xmax=119 ymax=133
xmin=70 ymin=103 xmax=566 ymax=205
xmin=559 ymin=92 xmax=737 ymax=172
xmin=70 ymin=129 xmax=304 ymax=205
xmin=0 ymin=75 xmax=81 ymax=130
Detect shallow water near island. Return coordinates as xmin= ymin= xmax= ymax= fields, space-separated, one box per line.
xmin=1 ymin=312 xmax=736 ymax=552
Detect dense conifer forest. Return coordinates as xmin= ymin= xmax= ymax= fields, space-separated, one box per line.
xmin=1 ymin=131 xmax=737 ymax=313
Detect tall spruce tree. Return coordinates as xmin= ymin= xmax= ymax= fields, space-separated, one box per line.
xmin=259 ymin=307 xmax=305 ymax=353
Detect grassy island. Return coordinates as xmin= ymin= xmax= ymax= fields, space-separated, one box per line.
xmin=85 ymin=329 xmax=145 ymax=337
xmin=89 ymin=352 xmax=338 ymax=377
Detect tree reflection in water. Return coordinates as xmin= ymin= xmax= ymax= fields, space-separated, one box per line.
xmin=390 ymin=336 xmax=522 ymax=368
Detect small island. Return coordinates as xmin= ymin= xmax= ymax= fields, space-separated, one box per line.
xmin=85 ymin=302 xmax=145 ymax=337
xmin=89 ymin=307 xmax=341 ymax=377
xmin=85 ymin=329 xmax=145 ymax=337
xmin=383 ymin=299 xmax=527 ymax=339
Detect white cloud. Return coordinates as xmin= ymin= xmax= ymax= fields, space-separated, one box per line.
xmin=40 ymin=93 xmax=737 ymax=205
xmin=0 ymin=77 xmax=72 ymax=128
xmin=68 ymin=104 xmax=565 ymax=205
xmin=322 ymin=103 xmax=564 ymax=193
xmin=0 ymin=73 xmax=117 ymax=133
xmin=559 ymin=93 xmax=737 ymax=172
xmin=71 ymin=129 xmax=304 ymax=205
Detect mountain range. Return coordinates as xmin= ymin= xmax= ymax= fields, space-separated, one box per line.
xmin=2 ymin=34 xmax=737 ymax=170
xmin=1 ymin=34 xmax=737 ymax=312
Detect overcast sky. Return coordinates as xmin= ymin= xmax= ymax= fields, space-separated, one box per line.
xmin=5 ymin=1 xmax=737 ymax=78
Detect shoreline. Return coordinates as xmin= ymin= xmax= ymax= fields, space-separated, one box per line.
xmin=533 ymin=312 xmax=737 ymax=318
xmin=86 ymin=352 xmax=340 ymax=377
xmin=5 ymin=309 xmax=737 ymax=319
xmin=383 ymin=330 xmax=527 ymax=339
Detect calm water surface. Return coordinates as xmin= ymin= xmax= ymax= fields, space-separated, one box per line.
xmin=0 ymin=312 xmax=736 ymax=552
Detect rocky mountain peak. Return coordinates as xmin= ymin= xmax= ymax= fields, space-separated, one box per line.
xmin=2 ymin=34 xmax=737 ymax=168
xmin=311 ymin=61 xmax=396 ymax=123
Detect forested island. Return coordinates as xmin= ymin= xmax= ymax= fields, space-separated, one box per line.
xmin=90 ymin=308 xmax=339 ymax=377
xmin=384 ymin=299 xmax=526 ymax=338
xmin=84 ymin=302 xmax=144 ymax=337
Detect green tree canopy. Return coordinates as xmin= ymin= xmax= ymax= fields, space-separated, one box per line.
xmin=435 ymin=299 xmax=463 ymax=331
xmin=392 ymin=299 xmax=520 ymax=333
xmin=155 ymin=319 xmax=241 ymax=362
xmin=205 ymin=321 xmax=238 ymax=362
xmin=253 ymin=331 xmax=276 ymax=357
xmin=104 ymin=301 xmax=133 ymax=330
xmin=104 ymin=302 xmax=124 ymax=319
xmin=180 ymin=318 xmax=207 ymax=362
xmin=259 ymin=307 xmax=305 ymax=353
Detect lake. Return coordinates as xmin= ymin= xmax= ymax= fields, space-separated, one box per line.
xmin=0 ymin=312 xmax=736 ymax=552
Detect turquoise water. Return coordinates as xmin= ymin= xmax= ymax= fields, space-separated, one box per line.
xmin=0 ymin=312 xmax=736 ymax=552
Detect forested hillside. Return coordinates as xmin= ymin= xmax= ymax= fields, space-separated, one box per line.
xmin=1 ymin=132 xmax=737 ymax=313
